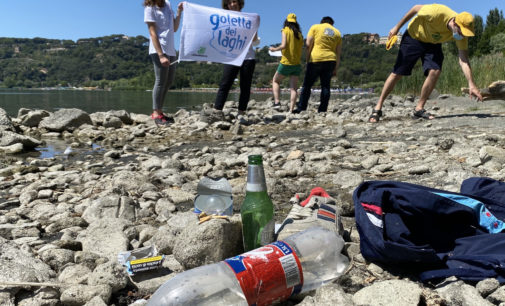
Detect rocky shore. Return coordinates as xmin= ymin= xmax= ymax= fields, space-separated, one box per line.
xmin=1 ymin=93 xmax=505 ymax=305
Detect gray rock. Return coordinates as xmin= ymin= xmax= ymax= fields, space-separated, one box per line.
xmin=480 ymin=146 xmax=505 ymax=164
xmin=82 ymin=195 xmax=136 ymax=223
xmin=102 ymin=115 xmax=123 ymax=128
xmin=16 ymin=287 xmax=60 ymax=306
xmin=173 ymin=215 xmax=243 ymax=269
xmin=352 ymin=280 xmax=423 ymax=306
xmin=488 ymin=286 xmax=505 ymax=304
xmin=39 ymin=108 xmax=93 ymax=132
xmin=59 ymin=284 xmax=112 ymax=306
xmin=39 ymin=248 xmax=75 ymax=271
xmin=20 ymin=110 xmax=51 ymax=127
xmin=19 ymin=190 xmax=39 ymax=205
xmin=477 ymin=278 xmax=500 ymax=298
xmin=74 ymin=251 xmax=104 ymax=271
xmin=110 ymin=170 xmax=149 ymax=192
xmin=0 ymin=222 xmax=40 ymax=239
xmin=299 ymin=283 xmax=353 ymax=306
xmin=88 ymin=262 xmax=128 ymax=293
xmin=333 ymin=170 xmax=363 ymax=189
xmin=83 ymin=296 xmax=109 ymax=306
xmin=436 ymin=281 xmax=493 ymax=306
xmin=0 ymin=108 xmax=15 ymax=131
xmin=45 ymin=217 xmax=88 ymax=234
xmin=361 ymin=155 xmax=379 ymax=169
xmin=0 ymin=292 xmax=14 ymax=306
xmin=0 ymin=130 xmax=42 ymax=148
xmin=0 ymin=237 xmax=55 ymax=283
xmin=77 ymin=218 xmax=131 ymax=261
xmin=408 ymin=165 xmax=430 ymax=175
xmin=0 ymin=143 xmax=24 ymax=154
xmin=108 ymin=110 xmax=133 ymax=125
xmin=58 ymin=264 xmax=92 ymax=284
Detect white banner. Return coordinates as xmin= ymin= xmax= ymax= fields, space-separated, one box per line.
xmin=179 ymin=2 xmax=260 ymax=66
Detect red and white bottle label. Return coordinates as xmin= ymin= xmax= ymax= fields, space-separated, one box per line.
xmin=224 ymin=241 xmax=303 ymax=306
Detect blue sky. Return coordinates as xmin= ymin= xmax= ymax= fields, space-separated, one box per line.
xmin=0 ymin=0 xmax=502 ymax=48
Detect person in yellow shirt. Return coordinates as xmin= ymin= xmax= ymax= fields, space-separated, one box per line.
xmin=293 ymin=16 xmax=342 ymax=113
xmin=269 ymin=13 xmax=304 ymax=112
xmin=369 ymin=4 xmax=483 ymax=123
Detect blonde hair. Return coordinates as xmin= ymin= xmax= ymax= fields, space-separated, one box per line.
xmin=221 ymin=0 xmax=244 ymax=10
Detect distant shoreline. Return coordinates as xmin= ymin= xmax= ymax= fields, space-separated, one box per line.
xmin=1 ymin=87 xmax=375 ymax=95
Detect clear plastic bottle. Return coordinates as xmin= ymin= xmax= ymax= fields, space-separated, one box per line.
xmin=147 ymin=227 xmax=349 ymax=306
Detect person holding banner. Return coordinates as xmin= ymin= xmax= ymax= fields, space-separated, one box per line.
xmin=269 ymin=13 xmax=303 ymax=113
xmin=213 ymin=0 xmax=260 ymax=116
xmin=144 ymin=0 xmax=183 ymax=126
xmin=293 ymin=17 xmax=342 ymax=114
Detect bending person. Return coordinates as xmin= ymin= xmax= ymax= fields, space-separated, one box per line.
xmin=269 ymin=13 xmax=303 ymax=113
xmin=144 ymin=0 xmax=183 ymax=126
xmin=213 ymin=0 xmax=259 ymax=116
xmin=293 ymin=16 xmax=342 ymax=114
xmin=369 ymin=3 xmax=482 ymax=123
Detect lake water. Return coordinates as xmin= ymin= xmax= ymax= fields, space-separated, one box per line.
xmin=0 ymin=89 xmax=374 ymax=117
xmin=0 ymin=89 xmax=273 ymax=117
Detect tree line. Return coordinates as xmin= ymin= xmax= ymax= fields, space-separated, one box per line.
xmin=0 ymin=8 xmax=503 ymax=91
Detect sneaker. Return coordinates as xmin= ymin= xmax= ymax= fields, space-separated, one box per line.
xmin=151 ymin=113 xmax=172 ymax=126
xmin=276 ymin=187 xmax=344 ymax=241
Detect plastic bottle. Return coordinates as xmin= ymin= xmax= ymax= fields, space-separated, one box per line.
xmin=194 ymin=177 xmax=233 ymax=216
xmin=147 ymin=227 xmax=349 ymax=306
xmin=241 ymin=155 xmax=275 ymax=251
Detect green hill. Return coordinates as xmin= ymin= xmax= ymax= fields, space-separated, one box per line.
xmin=0 ymin=8 xmax=503 ymax=93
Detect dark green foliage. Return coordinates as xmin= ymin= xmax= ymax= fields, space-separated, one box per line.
xmin=0 ymin=8 xmax=502 ymax=90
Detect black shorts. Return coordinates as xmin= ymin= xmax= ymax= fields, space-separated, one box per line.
xmin=393 ymin=30 xmax=444 ymax=76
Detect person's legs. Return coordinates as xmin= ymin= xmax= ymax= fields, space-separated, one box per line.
xmin=158 ymin=55 xmax=177 ymax=111
xmin=318 ymin=61 xmax=336 ymax=112
xmin=415 ymin=42 xmax=444 ymax=118
xmin=238 ymin=59 xmax=256 ymax=112
xmin=372 ymin=72 xmax=403 ymax=111
xmin=150 ymin=54 xmax=170 ymax=117
xmin=288 ymin=75 xmax=299 ymax=112
xmin=369 ymin=31 xmax=421 ymax=122
xmin=214 ymin=64 xmax=240 ymax=111
xmin=272 ymin=71 xmax=285 ymax=105
xmin=416 ymin=69 xmax=441 ymax=113
xmin=296 ymin=62 xmax=319 ymax=112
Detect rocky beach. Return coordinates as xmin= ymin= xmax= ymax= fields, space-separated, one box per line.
xmin=1 ymin=93 xmax=505 ymax=306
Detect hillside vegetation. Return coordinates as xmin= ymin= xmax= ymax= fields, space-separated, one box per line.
xmin=0 ymin=8 xmax=503 ymax=95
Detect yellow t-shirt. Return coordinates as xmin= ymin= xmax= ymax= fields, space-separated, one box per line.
xmin=280 ymin=27 xmax=303 ymax=66
xmin=408 ymin=4 xmax=468 ymax=50
xmin=307 ymin=23 xmax=342 ymax=63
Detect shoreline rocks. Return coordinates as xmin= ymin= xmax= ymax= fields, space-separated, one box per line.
xmin=1 ymin=94 xmax=505 ymax=305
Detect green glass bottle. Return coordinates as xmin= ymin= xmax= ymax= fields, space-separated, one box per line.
xmin=241 ymin=155 xmax=275 ymax=251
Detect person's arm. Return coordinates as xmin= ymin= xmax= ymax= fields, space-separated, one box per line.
xmin=333 ymin=43 xmax=342 ymax=76
xmin=269 ymin=32 xmax=287 ymax=52
xmin=458 ymin=49 xmax=483 ymax=101
xmin=305 ymin=35 xmax=314 ymax=63
xmin=389 ymin=4 xmax=424 ymax=38
xmin=174 ymin=2 xmax=183 ymax=32
xmin=147 ymin=22 xmax=170 ymax=67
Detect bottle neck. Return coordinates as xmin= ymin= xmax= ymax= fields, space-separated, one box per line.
xmin=246 ymin=164 xmax=267 ymax=192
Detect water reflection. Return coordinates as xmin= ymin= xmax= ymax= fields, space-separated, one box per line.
xmin=35 ymin=139 xmax=102 ymax=159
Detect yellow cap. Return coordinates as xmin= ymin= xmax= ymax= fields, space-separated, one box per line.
xmin=455 ymin=12 xmax=475 ymax=37
xmin=287 ymin=13 xmax=297 ymax=23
